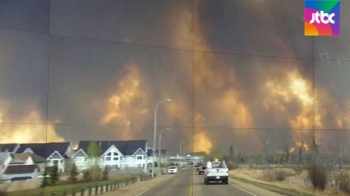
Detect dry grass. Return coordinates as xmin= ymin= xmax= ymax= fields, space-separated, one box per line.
xmin=230 ymin=166 xmax=350 ymax=196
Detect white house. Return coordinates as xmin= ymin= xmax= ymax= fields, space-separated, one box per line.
xmin=75 ymin=140 xmax=148 ymax=171
xmin=16 ymin=142 xmax=73 ymax=173
xmin=71 ymin=149 xmax=90 ymax=171
xmin=3 ymin=165 xmax=39 ymax=181
xmin=147 ymin=149 xmax=168 ymax=165
xmin=45 ymin=151 xmax=66 ymax=172
xmin=101 ymin=145 xmax=124 ymax=169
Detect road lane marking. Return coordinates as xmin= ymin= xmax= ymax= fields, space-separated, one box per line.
xmin=134 ymin=188 xmax=149 ymax=196
xmin=229 ymin=183 xmax=257 ymax=196
xmin=188 ymin=180 xmax=193 ymax=196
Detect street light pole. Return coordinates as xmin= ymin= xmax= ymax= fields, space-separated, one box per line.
xmin=152 ymin=99 xmax=171 ymax=178
xmin=158 ymin=128 xmax=169 ymax=171
xmin=180 ymin=141 xmax=186 ymax=166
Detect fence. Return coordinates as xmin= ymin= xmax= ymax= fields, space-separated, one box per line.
xmin=37 ymin=177 xmax=136 ymax=196
xmin=37 ymin=176 xmax=142 ymax=196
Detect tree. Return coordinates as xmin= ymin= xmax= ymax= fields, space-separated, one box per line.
xmin=284 ymin=144 xmax=290 ymax=165
xmin=40 ymin=171 xmax=49 ymax=187
xmin=87 ymin=141 xmax=102 ymax=181
xmin=83 ymin=170 xmax=91 ymax=182
xmin=102 ymin=166 xmax=109 ymax=181
xmin=307 ymin=163 xmax=327 ymax=191
xmin=298 ymin=140 xmax=304 ymax=165
xmin=49 ymin=163 xmax=59 ymax=186
xmin=229 ymin=145 xmax=234 ymax=161
xmin=69 ymin=163 xmax=78 ymax=183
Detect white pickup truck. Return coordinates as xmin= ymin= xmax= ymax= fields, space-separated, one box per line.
xmin=204 ymin=160 xmax=229 ymax=184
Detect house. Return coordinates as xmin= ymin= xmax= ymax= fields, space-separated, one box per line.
xmin=0 ymin=151 xmax=48 ymax=181
xmin=70 ymin=148 xmax=89 ymax=171
xmin=0 ymin=152 xmax=12 ymax=180
xmin=3 ymin=165 xmax=39 ymax=181
xmin=75 ymin=140 xmax=148 ymax=171
xmin=15 ymin=142 xmax=73 ymax=173
xmin=10 ymin=153 xmax=46 ymax=173
xmin=147 ymin=149 xmax=168 ymax=164
xmin=27 ymin=153 xmax=47 ymax=173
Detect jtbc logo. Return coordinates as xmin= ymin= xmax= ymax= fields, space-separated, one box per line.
xmin=310 ymin=11 xmax=335 ymax=24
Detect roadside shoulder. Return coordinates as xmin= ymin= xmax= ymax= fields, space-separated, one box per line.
xmin=230 ymin=176 xmax=314 ymax=196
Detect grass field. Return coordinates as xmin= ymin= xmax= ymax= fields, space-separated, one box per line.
xmin=8 ymin=174 xmax=137 ymax=196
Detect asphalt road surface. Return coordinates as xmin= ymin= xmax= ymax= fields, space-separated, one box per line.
xmin=130 ymin=167 xmax=282 ymax=196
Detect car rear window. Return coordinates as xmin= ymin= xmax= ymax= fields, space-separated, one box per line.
xmin=169 ymin=166 xmax=176 ymax=169
xmin=211 ymin=162 xmax=227 ymax=168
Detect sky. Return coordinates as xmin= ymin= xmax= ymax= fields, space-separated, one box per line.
xmin=0 ymin=0 xmax=350 ymax=155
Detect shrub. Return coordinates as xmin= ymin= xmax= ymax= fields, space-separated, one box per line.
xmin=263 ymin=169 xmax=276 ymax=181
xmin=335 ymin=170 xmax=350 ymax=194
xmin=292 ymin=166 xmax=303 ymax=175
xmin=226 ymin=161 xmax=239 ymax=170
xmin=262 ymin=169 xmax=287 ymax=181
xmin=275 ymin=170 xmax=287 ymax=181
xmin=307 ymin=163 xmax=328 ymax=191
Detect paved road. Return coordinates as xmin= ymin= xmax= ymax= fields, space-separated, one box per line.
xmin=131 ymin=167 xmax=282 ymax=196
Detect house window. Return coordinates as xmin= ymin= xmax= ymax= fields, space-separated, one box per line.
xmin=136 ymin=155 xmax=143 ymax=160
xmin=105 ymin=152 xmax=112 ymax=161
xmin=113 ymin=157 xmax=119 ymax=160
xmin=53 ymin=160 xmax=58 ymax=164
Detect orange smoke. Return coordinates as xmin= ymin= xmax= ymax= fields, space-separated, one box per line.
xmin=193 ymin=0 xmax=257 ymax=151
xmin=220 ymin=89 xmax=252 ymax=128
xmin=0 ymin=103 xmax=63 ymax=143
xmin=168 ymin=2 xmax=193 ymax=50
xmin=289 ymin=141 xmax=309 ymax=153
xmin=193 ymin=113 xmax=212 ymax=153
xmin=101 ymin=64 xmax=149 ymax=139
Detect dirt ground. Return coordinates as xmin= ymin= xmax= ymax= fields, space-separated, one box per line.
xmin=230 ymin=167 xmax=349 ymax=196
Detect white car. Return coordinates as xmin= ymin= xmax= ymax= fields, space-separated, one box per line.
xmin=167 ymin=166 xmax=178 ymax=174
xmin=204 ymin=160 xmax=229 ymax=184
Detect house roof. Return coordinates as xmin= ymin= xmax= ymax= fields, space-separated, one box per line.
xmin=10 ymin=153 xmax=45 ymax=163
xmin=147 ymin=149 xmax=167 ymax=156
xmin=12 ymin=153 xmax=31 ymax=161
xmin=71 ymin=149 xmax=88 ymax=158
xmin=0 ymin=143 xmax=18 ymax=152
xmin=16 ymin=142 xmax=70 ymax=159
xmin=78 ymin=140 xmax=147 ymax=156
xmin=28 ymin=153 xmax=46 ymax=163
xmin=9 ymin=158 xmax=25 ymax=164
xmin=4 ymin=165 xmax=38 ymax=175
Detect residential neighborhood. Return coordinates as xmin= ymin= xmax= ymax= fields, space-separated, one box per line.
xmin=0 ymin=140 xmax=171 ymax=183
